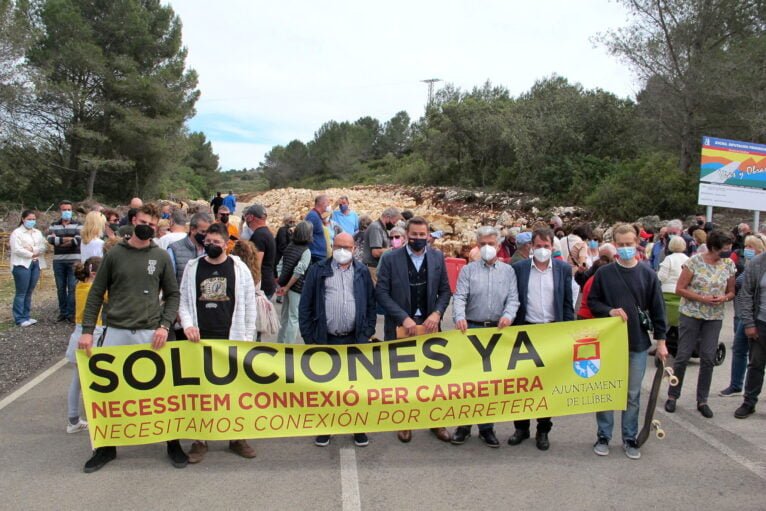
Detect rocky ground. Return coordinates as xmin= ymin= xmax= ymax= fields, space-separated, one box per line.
xmin=0 ymin=297 xmax=71 ymax=396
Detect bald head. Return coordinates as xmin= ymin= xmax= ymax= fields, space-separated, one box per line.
xmin=333 ymin=232 xmax=354 ymax=250
xmin=129 ymin=197 xmax=143 ymax=209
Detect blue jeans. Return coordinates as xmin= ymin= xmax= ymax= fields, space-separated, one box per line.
xmin=729 ymin=318 xmax=749 ymax=391
xmin=53 ymin=260 xmax=77 ymax=319
xmin=596 ymin=349 xmax=648 ymax=443
xmin=12 ymin=261 xmax=40 ymax=324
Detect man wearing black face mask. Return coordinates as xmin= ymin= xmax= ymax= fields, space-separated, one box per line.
xmin=177 ymin=223 xmax=257 ymax=463
xmin=168 ymin=212 xmax=212 ymax=286
xmin=376 ymin=216 xmax=452 ymax=444
xmin=77 ymin=204 xmax=185 ymax=472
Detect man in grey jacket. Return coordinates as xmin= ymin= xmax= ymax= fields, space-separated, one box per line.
xmin=734 ymin=252 xmax=766 ymax=418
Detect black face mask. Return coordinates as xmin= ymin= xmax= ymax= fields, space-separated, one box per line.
xmin=697 ymin=220 xmax=705 ymax=226
xmin=194 ymin=232 xmax=206 ymax=246
xmin=385 ymin=221 xmax=395 ymax=230
xmin=408 ymin=238 xmax=428 ymax=252
xmin=205 ymin=244 xmax=224 ymax=259
xmin=719 ymin=250 xmax=732 ymax=258
xmin=220 ymin=215 xmax=229 ymax=224
xmin=108 ymin=223 xmax=120 ymax=233
xmin=134 ymin=224 xmax=154 ymax=241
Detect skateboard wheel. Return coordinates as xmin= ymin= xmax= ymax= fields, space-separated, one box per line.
xmin=656 ymin=429 xmax=666 ymax=439
xmin=668 ymin=375 xmax=679 ymax=386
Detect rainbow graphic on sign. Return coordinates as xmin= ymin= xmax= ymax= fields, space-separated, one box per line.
xmin=700 ymin=136 xmax=766 ymax=190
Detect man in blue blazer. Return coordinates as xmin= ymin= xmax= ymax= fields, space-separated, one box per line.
xmin=376 ymin=216 xmax=452 ymax=443
xmin=509 ymin=227 xmax=574 ymax=451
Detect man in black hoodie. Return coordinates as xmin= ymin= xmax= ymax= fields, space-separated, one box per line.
xmin=78 ymin=204 xmax=185 ymax=473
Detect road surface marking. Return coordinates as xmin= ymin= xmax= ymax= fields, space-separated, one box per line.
xmin=0 ymin=358 xmax=68 ymax=412
xmin=340 ymin=448 xmax=361 ymax=511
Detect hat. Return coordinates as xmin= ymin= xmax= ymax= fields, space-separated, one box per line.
xmin=243 ymin=203 xmax=267 ymax=219
xmin=516 ymin=231 xmax=532 ymax=245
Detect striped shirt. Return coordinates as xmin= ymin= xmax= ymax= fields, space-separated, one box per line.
xmin=324 ymin=261 xmax=356 ymax=335
xmin=453 ymin=259 xmax=520 ymax=323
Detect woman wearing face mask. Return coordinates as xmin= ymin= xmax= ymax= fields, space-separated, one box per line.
xmin=720 ymin=234 xmax=766 ymax=397
xmin=10 ymin=210 xmax=48 ymax=327
xmin=665 ymin=230 xmax=736 ymax=418
xmin=276 ymin=221 xmax=313 ymax=344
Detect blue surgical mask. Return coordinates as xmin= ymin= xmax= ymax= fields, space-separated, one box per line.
xmin=61 ymin=210 xmax=72 ymax=221
xmin=744 ymin=248 xmax=756 ymax=260
xmin=340 ymin=204 xmax=349 ymax=214
xmin=23 ymin=219 xmax=36 ymax=229
xmin=617 ymin=246 xmax=636 ymax=261
xmin=588 ymin=240 xmax=598 ymax=249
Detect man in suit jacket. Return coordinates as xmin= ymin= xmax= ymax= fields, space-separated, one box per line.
xmin=509 ymin=227 xmax=574 ymax=451
xmin=376 ymin=216 xmax=452 ymax=443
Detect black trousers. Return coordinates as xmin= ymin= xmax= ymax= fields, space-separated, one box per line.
xmin=514 ymin=320 xmax=552 ymax=434
xmin=744 ymin=320 xmax=766 ymax=407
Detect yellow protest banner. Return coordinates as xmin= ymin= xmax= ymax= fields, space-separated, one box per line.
xmin=77 ymin=318 xmax=628 ymax=447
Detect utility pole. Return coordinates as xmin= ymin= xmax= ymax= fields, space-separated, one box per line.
xmin=421 ymin=78 xmax=442 ymax=109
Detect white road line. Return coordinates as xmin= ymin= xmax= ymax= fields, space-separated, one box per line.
xmin=340 ymin=448 xmax=361 ymax=511
xmin=0 ymin=358 xmax=68 ymax=412
xmin=657 ymin=410 xmax=766 ymax=481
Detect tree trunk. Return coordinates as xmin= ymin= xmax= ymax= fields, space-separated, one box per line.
xmin=86 ymin=168 xmax=97 ymax=199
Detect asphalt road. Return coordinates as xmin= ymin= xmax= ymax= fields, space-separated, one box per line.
xmin=0 ymin=304 xmax=764 ymax=511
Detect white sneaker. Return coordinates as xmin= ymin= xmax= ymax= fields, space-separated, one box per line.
xmin=67 ymin=419 xmax=88 ymax=434
xmin=20 ymin=320 xmax=34 ymax=327
xmin=27 ymin=319 xmax=38 ymax=325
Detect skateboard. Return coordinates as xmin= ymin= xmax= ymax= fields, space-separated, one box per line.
xmin=636 ymin=357 xmax=679 ymax=447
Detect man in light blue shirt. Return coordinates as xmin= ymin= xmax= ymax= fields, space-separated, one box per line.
xmin=330 ymin=195 xmax=359 ymax=235
xmin=222 ymin=191 xmax=237 ymax=214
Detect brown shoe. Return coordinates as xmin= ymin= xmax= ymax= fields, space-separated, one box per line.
xmin=397 ymin=430 xmax=412 ymax=443
xmin=187 ymin=441 xmax=207 ymax=464
xmin=229 ymin=440 xmax=256 ymax=459
xmin=431 ymin=427 xmax=451 ymax=442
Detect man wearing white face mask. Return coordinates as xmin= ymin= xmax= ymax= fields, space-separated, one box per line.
xmin=299 ymin=232 xmax=377 ymax=447
xmin=451 ymin=226 xmax=520 ymax=448
xmin=509 ymin=228 xmax=574 ymax=451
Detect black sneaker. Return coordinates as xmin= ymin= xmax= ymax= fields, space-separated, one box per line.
xmin=697 ymin=403 xmax=714 ymax=418
xmin=507 ymin=429 xmax=530 ymax=446
xmin=167 ymin=440 xmax=188 ymax=468
xmin=478 ymin=429 xmax=500 ymax=448
xmin=83 ymin=446 xmax=116 ymax=473
xmin=734 ymin=403 xmax=755 ymax=419
xmin=315 ymin=435 xmax=331 ymax=447
xmin=451 ymin=426 xmax=471 ymax=445
xmin=664 ymin=399 xmax=676 ymax=413
xmin=353 ymin=433 xmax=369 ymax=447
xmin=56 ymin=315 xmax=67 ymax=323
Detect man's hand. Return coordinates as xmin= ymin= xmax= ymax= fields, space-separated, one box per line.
xmin=152 ymin=327 xmax=169 ymax=350
xmin=423 ymin=312 xmax=440 ymax=334
xmin=184 ymin=326 xmax=201 ymax=343
xmin=78 ymin=333 xmax=94 ymax=357
xmin=455 ymin=319 xmax=468 ymax=333
xmin=402 ymin=317 xmax=417 ymax=337
xmin=609 ymin=308 xmax=628 ymax=322
xmin=745 ymin=326 xmax=759 ymax=340
xmin=498 ymin=316 xmax=513 ymax=329
xmin=655 ymin=340 xmax=669 ymax=363
xmin=275 ymin=287 xmax=286 ymax=297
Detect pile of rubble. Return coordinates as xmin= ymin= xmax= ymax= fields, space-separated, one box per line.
xmin=237 ymin=186 xmax=586 ymax=257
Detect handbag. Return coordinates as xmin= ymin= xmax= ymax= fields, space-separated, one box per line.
xmin=254 ymin=282 xmax=280 ymax=336
xmin=612 ymin=265 xmax=654 ymax=333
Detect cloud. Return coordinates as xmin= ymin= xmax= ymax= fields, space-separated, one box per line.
xmin=170 ymin=0 xmax=636 ymax=170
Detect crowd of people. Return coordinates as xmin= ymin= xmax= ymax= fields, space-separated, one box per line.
xmin=7 ymin=191 xmax=766 ymax=472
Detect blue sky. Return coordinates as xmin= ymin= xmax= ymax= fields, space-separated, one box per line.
xmin=171 ymin=0 xmax=637 ymax=171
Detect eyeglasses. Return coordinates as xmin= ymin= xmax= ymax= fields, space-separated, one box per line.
xmin=390 ymin=235 xmax=403 ymax=240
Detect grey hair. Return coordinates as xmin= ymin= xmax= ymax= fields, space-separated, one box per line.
xmin=476 ymin=226 xmax=499 ymax=239
xmin=292 ymin=221 xmax=313 ymax=245
xmin=666 ymin=219 xmax=683 ymax=231
xmin=389 ymin=226 xmax=406 ymax=238
xmin=382 ymin=207 xmax=401 ymax=219
xmin=171 ymin=210 xmax=187 ymax=226
xmin=338 ymin=195 xmax=349 ymax=202
xmin=599 ymin=243 xmax=617 ymax=257
xmin=314 ymin=194 xmax=329 ymax=205
xmin=190 ymin=212 xmax=213 ymax=229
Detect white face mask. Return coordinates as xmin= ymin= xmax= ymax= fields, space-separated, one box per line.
xmin=325 ymin=205 xmax=333 ymax=213
xmin=533 ymin=247 xmax=551 ymax=262
xmin=480 ymin=244 xmax=497 ymax=262
xmin=332 ymin=248 xmax=353 ymax=265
